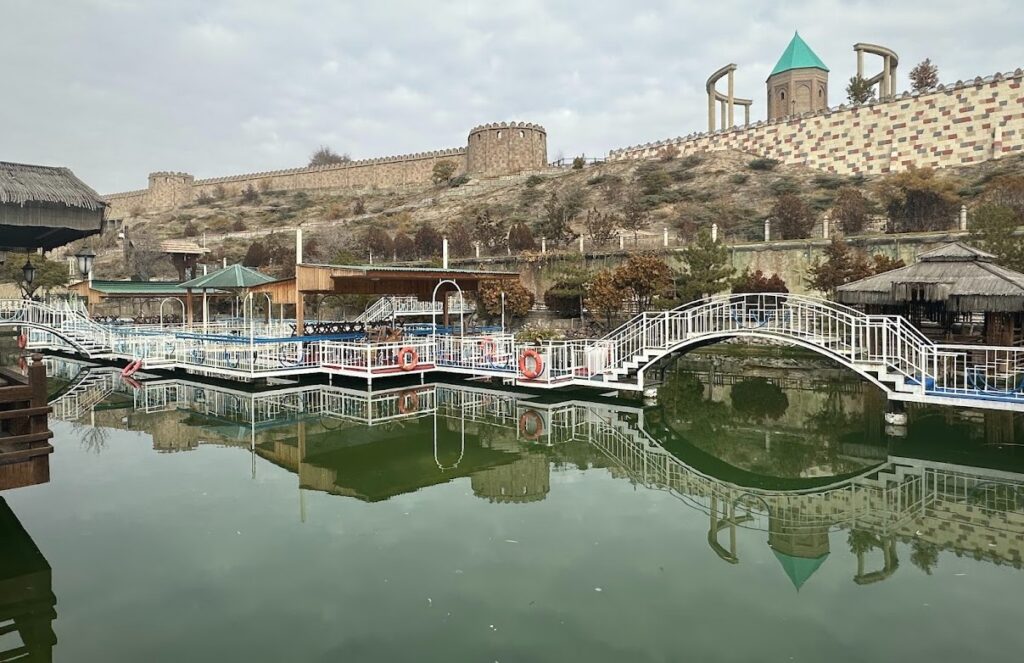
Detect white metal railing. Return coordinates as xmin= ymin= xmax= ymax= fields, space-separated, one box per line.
xmin=355 ymin=295 xmax=475 ymax=323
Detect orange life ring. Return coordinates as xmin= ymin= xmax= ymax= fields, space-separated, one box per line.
xmin=17 ymin=333 xmax=27 ymax=349
xmin=519 ymin=349 xmax=544 ymax=379
xmin=479 ymin=336 xmax=497 ymax=361
xmin=398 ymin=346 xmax=419 ymax=371
xmin=121 ymin=358 xmax=142 ymax=377
xmin=397 ymin=389 xmax=420 ymax=414
xmin=519 ymin=410 xmax=544 ymax=440
xmin=122 ymin=376 xmax=142 ymax=390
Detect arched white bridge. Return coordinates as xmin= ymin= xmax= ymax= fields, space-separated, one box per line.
xmin=9 ymin=294 xmax=1024 ymax=411
xmin=579 ymin=293 xmax=1024 ymax=410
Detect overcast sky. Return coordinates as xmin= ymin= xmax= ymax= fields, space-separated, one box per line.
xmin=2 ymin=0 xmax=1021 ymax=193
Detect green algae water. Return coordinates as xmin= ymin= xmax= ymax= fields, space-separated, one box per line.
xmin=3 ymin=355 xmax=1024 ymax=662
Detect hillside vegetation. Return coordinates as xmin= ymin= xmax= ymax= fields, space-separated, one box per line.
xmin=70 ymin=150 xmax=1024 ymax=281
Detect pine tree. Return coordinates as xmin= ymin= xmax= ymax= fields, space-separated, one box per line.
xmin=970 ymin=204 xmax=1024 ymax=272
xmin=677 ymin=228 xmax=734 ymax=301
xmin=845 ymin=75 xmax=875 ymax=104
xmin=909 ymin=58 xmax=939 ymax=92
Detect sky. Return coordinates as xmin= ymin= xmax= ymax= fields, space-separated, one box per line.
xmin=2 ymin=0 xmax=1022 ymax=194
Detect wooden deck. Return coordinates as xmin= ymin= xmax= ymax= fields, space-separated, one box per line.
xmin=0 ymin=356 xmax=52 ymax=491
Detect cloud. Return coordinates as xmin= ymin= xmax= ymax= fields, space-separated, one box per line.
xmin=0 ymin=0 xmax=1020 ymax=193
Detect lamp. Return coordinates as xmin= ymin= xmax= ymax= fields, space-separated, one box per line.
xmin=22 ymin=258 xmax=36 ymax=286
xmin=75 ymin=247 xmax=96 ymax=278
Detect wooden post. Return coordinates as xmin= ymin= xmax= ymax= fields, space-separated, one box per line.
xmin=29 ymin=354 xmax=46 ymax=411
xmin=295 ymin=293 xmax=305 ymax=337
xmin=185 ymin=289 xmax=194 ymax=328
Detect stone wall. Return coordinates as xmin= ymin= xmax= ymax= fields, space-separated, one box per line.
xmin=610 ymin=69 xmax=1024 ymax=175
xmin=455 ymin=230 xmax=967 ymax=298
xmin=105 ymin=120 xmax=548 ymax=219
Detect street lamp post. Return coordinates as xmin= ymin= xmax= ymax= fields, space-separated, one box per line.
xmin=75 ymin=248 xmax=96 ymax=281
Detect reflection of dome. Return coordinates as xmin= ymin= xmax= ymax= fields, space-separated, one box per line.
xmin=768 ymin=507 xmax=831 ymax=590
xmin=772 ymin=549 xmax=829 ymax=591
xmin=471 ymin=455 xmax=550 ymax=504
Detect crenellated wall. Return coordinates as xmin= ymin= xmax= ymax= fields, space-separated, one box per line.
xmin=105 ymin=121 xmax=548 ymax=219
xmin=610 ymin=69 xmax=1024 ymax=175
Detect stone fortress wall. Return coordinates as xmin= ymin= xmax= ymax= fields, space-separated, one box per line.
xmin=105 ymin=121 xmax=547 ymax=219
xmin=610 ymin=69 xmax=1024 ymax=174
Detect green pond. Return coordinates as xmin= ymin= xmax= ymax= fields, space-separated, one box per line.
xmin=3 ymin=353 xmax=1024 ymax=662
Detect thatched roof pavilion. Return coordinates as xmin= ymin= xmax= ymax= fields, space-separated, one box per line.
xmin=836 ymin=242 xmax=1024 ymax=343
xmin=0 ymin=161 xmax=106 ymax=251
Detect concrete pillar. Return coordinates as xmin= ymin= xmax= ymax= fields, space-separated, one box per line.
xmin=857 ymin=49 xmax=864 ymax=79
xmin=619 ymin=235 xmax=624 ymax=250
xmin=720 ymin=101 xmax=726 ymax=130
xmin=822 ymin=217 xmax=830 ymax=239
xmin=727 ymin=70 xmax=735 ymax=128
xmin=475 ymin=242 xmax=480 ymax=258
xmin=890 ymin=65 xmax=898 ymax=97
xmin=882 ymin=57 xmax=891 ymax=98
xmin=959 ymin=205 xmax=968 ymax=231
xmin=442 ymin=237 xmax=449 ymax=269
xmin=708 ymin=86 xmax=716 ymax=132
xmin=541 ymin=237 xmax=547 ymax=254
xmin=663 ymin=227 xmax=669 ymax=247
xmin=295 ymin=228 xmax=303 ymax=265
xmin=711 ymin=223 xmax=718 ymax=242
xmin=743 ymin=104 xmax=750 ymax=127
xmin=764 ymin=219 xmax=771 ymax=242
xmin=579 ymin=235 xmax=585 ymax=253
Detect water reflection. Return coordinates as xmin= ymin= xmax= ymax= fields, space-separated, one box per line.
xmin=42 ymin=356 xmax=1024 ymax=588
xmin=0 ymin=498 xmax=55 ymax=662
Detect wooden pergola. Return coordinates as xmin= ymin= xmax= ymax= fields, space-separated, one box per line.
xmin=251 ymin=263 xmax=521 ymax=335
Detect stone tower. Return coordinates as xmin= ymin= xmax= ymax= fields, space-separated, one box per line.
xmin=766 ymin=32 xmax=829 ymax=121
xmin=465 ymin=122 xmax=547 ymax=177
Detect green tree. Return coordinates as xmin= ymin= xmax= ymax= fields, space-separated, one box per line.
xmin=831 ymin=186 xmax=871 ymax=234
xmin=543 ymin=262 xmax=591 ymax=318
xmin=981 ymin=175 xmax=1024 ymax=223
xmin=731 ymin=378 xmax=789 ymax=422
xmin=308 ymin=146 xmax=351 ymax=167
xmin=124 ymin=227 xmax=166 ymax=281
xmin=431 ymin=160 xmax=458 ymax=185
xmin=772 ymin=193 xmax=815 ymax=239
xmin=1 ymin=253 xmax=68 ymax=297
xmin=846 ymin=75 xmax=876 ymax=104
xmin=676 ymin=228 xmax=734 ymax=301
xmin=876 ymin=166 xmax=961 ymax=233
xmin=909 ymin=58 xmax=939 ymax=92
xmin=613 ymin=254 xmax=673 ymax=312
xmin=969 ymin=204 xmax=1024 ymax=272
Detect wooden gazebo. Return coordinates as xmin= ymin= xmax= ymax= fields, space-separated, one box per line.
xmin=836 ymin=242 xmax=1024 ymax=344
xmin=0 ymin=161 xmax=106 ymax=251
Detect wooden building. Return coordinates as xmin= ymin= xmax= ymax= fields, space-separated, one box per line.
xmin=836 ymin=242 xmax=1024 ymax=344
xmin=252 ymin=263 xmax=521 ymax=334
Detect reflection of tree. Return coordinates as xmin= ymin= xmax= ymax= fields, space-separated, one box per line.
xmin=806 ymin=387 xmax=852 ymax=435
xmin=910 ymin=539 xmax=940 ymax=575
xmin=730 ymin=378 xmax=788 ymax=422
xmin=848 ymin=529 xmax=878 ymax=555
xmin=75 ymin=422 xmax=109 ymax=454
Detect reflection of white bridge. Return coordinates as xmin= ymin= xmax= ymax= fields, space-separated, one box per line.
xmin=108 ymin=376 xmax=1024 ymax=575
xmin=10 ymin=294 xmax=1024 ymax=411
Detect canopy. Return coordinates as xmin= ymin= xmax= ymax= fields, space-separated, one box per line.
xmin=836 ymin=242 xmax=1024 ymax=313
xmin=0 ymin=161 xmax=106 ymax=251
xmin=179 ymin=264 xmax=275 ymax=291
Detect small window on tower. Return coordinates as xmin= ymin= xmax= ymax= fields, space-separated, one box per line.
xmin=497 ymin=131 xmax=503 ymax=139
xmin=780 ymin=91 xmax=785 ymax=101
xmin=519 ymin=130 xmax=525 ymax=138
